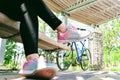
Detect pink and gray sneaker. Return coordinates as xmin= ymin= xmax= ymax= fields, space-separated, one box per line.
xmin=19 ymin=56 xmax=56 ymax=79
xmin=58 ymin=25 xmax=91 ymax=42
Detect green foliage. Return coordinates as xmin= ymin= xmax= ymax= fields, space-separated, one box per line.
xmin=38 ymin=13 xmax=61 ymax=40
xmin=100 ymin=18 xmax=120 ymax=69
xmin=4 ymin=39 xmax=19 ymax=70
xmin=71 ymin=51 xmax=77 ymax=66
xmin=38 ymin=18 xmax=48 ymax=32
xmin=104 ymin=46 xmax=120 ymax=68
xmin=49 ymin=29 xmax=57 ymax=40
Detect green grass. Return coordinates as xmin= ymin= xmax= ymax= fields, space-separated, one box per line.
xmin=68 ymin=66 xmax=83 ymax=71
xmin=105 ymin=67 xmax=120 ymax=72
xmin=68 ymin=65 xmax=120 ymax=72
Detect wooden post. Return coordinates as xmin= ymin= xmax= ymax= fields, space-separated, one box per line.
xmin=0 ymin=38 xmax=6 ymax=65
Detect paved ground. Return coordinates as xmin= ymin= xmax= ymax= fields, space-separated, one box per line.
xmin=0 ymin=70 xmax=120 ymax=80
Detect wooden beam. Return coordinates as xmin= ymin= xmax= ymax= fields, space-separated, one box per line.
xmin=64 ymin=0 xmax=100 ymax=13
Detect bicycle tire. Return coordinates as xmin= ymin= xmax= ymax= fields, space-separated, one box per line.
xmin=80 ymin=49 xmax=91 ymax=71
xmin=56 ymin=43 xmax=73 ymax=71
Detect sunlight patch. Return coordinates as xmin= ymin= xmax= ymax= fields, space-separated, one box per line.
xmin=76 ymin=76 xmax=84 ymax=80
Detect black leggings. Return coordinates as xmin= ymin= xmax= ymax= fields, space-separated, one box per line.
xmin=0 ymin=0 xmax=62 ymax=56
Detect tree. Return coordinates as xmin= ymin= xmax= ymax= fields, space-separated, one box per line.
xmin=4 ymin=39 xmax=17 ymax=69
xmin=100 ymin=18 xmax=120 ymax=67
xmin=4 ymin=39 xmax=24 ymax=70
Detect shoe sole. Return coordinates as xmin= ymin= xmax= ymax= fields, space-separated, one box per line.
xmin=58 ymin=33 xmax=91 ymax=42
xmin=19 ymin=67 xmax=56 ymax=79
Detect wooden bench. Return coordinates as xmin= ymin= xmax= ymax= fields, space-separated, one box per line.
xmin=0 ymin=12 xmax=70 ymax=51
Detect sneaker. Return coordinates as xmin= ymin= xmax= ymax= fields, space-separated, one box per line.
xmin=19 ymin=56 xmax=56 ymax=79
xmin=58 ymin=25 xmax=91 ymax=42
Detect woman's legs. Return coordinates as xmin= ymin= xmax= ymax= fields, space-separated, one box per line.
xmin=20 ymin=3 xmax=39 ymax=58
xmin=19 ymin=3 xmax=56 ymax=79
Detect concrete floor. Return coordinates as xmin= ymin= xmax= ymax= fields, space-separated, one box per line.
xmin=0 ymin=70 xmax=120 ymax=80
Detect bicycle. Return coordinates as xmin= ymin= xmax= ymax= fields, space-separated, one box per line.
xmin=56 ymin=29 xmax=91 ymax=71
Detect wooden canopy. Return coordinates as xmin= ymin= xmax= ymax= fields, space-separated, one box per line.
xmin=45 ymin=0 xmax=120 ymax=26
xmin=0 ymin=0 xmax=120 ymax=50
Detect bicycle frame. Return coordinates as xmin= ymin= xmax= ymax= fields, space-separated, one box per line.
xmin=73 ymin=40 xmax=87 ymax=62
xmin=56 ymin=29 xmax=91 ymax=71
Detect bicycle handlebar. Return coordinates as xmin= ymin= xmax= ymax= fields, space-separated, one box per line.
xmin=77 ymin=28 xmax=86 ymax=31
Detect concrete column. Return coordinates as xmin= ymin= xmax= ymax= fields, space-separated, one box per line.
xmin=0 ymin=38 xmax=6 ymax=65
xmin=88 ymin=25 xmax=104 ymax=70
xmin=61 ymin=11 xmax=69 ymax=25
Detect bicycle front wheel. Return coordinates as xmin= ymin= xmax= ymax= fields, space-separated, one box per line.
xmin=56 ymin=43 xmax=73 ymax=71
xmin=80 ymin=49 xmax=91 ymax=71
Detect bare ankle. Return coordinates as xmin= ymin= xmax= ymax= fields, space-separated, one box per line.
xmin=26 ymin=53 xmax=39 ymax=61
xmin=57 ymin=23 xmax=67 ymax=33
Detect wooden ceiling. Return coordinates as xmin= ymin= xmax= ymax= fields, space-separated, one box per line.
xmin=45 ymin=0 xmax=120 ymax=26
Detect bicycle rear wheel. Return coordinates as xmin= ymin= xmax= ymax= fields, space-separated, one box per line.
xmin=80 ymin=49 xmax=91 ymax=71
xmin=56 ymin=43 xmax=73 ymax=71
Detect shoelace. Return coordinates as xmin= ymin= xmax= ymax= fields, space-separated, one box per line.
xmin=68 ymin=25 xmax=77 ymax=30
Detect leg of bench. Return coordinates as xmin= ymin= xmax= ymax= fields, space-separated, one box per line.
xmin=0 ymin=38 xmax=6 ymax=65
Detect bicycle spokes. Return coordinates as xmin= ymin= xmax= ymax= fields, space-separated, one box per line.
xmin=56 ymin=49 xmax=73 ymax=71
xmin=80 ymin=49 xmax=90 ymax=71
